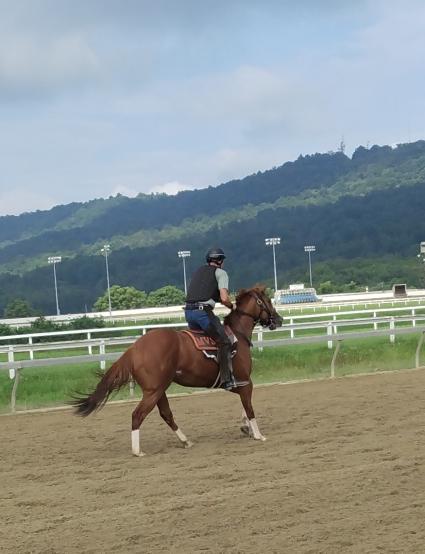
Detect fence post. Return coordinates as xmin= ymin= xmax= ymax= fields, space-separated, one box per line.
xmin=8 ymin=346 xmax=15 ymax=379
xmin=290 ymin=318 xmax=294 ymax=339
xmin=11 ymin=368 xmax=20 ymax=413
xmin=28 ymin=337 xmax=34 ymax=361
xmin=389 ymin=317 xmax=395 ymax=344
xmin=129 ymin=377 xmax=135 ymax=397
xmin=100 ymin=340 xmax=106 ymax=370
xmin=327 ymin=324 xmax=333 ymax=349
xmin=331 ymin=340 xmax=341 ymax=378
xmin=373 ymin=311 xmax=378 ymax=330
xmin=412 ymin=309 xmax=416 ymax=328
xmin=258 ymin=329 xmax=263 ymax=352
xmin=415 ymin=332 xmax=425 ymax=368
xmin=87 ymin=332 xmax=92 ymax=355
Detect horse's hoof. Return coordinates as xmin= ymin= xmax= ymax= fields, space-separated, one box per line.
xmin=132 ymin=450 xmax=146 ymax=457
xmin=183 ymin=440 xmax=194 ymax=449
xmin=254 ymin=435 xmax=267 ymax=442
xmin=240 ymin=425 xmax=250 ymax=436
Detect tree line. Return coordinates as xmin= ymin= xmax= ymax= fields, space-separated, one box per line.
xmin=2 ymin=141 xmax=425 ymax=314
xmin=3 ymin=285 xmax=186 ymax=318
xmin=2 ymin=177 xmax=425 ymax=315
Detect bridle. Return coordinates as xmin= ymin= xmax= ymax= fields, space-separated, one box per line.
xmin=235 ymin=292 xmax=278 ymax=329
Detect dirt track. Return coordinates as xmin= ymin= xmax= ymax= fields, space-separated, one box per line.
xmin=1 ymin=370 xmax=425 ymax=553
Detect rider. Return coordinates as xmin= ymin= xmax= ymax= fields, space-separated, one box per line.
xmin=184 ymin=247 xmax=241 ymax=390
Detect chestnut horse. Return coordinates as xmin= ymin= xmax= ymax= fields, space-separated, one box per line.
xmin=72 ymin=285 xmax=282 ymax=456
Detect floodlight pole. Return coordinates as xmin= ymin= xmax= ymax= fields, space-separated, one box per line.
xmin=178 ymin=250 xmax=191 ymax=295
xmin=420 ymin=242 xmax=425 ymax=259
xmin=101 ymin=245 xmax=112 ymax=316
xmin=47 ymin=256 xmax=62 ymax=316
xmin=265 ymin=237 xmax=281 ymax=292
xmin=304 ymin=245 xmax=316 ymax=287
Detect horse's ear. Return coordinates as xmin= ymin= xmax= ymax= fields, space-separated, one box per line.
xmin=253 ymin=283 xmax=267 ymax=295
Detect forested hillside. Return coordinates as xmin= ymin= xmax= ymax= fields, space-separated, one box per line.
xmin=1 ymin=140 xmax=425 ymax=315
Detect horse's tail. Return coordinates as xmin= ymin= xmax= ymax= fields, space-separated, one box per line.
xmin=71 ymin=349 xmax=133 ymax=417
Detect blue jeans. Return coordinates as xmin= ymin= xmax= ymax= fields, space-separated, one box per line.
xmin=185 ymin=309 xmax=230 ymax=347
xmin=184 ymin=309 xmax=211 ymax=331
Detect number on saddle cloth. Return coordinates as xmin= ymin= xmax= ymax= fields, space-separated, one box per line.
xmin=182 ymin=327 xmax=237 ymax=358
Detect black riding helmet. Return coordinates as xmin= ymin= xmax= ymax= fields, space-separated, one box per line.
xmin=206 ymin=247 xmax=226 ymax=264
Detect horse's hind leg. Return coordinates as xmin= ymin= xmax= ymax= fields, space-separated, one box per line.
xmin=157 ymin=393 xmax=193 ymax=449
xmin=131 ymin=390 xmax=163 ymax=457
xmin=238 ymin=381 xmax=266 ymax=441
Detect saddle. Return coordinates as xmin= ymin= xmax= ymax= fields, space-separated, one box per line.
xmin=182 ymin=326 xmax=237 ymax=352
xmin=181 ymin=327 xmax=240 ymax=389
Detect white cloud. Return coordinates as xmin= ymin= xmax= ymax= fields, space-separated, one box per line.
xmin=0 ymin=33 xmax=101 ymax=99
xmin=109 ymin=185 xmax=139 ymax=198
xmin=1 ymin=0 xmax=425 ymax=216
xmin=149 ymin=181 xmax=189 ymax=195
xmin=0 ymin=188 xmax=59 ymax=216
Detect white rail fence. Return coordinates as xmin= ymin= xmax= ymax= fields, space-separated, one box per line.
xmin=1 ymin=315 xmax=425 ymax=412
xmin=1 ymin=303 xmax=425 ymax=350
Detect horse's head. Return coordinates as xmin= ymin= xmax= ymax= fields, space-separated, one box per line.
xmin=235 ymin=285 xmax=283 ymax=330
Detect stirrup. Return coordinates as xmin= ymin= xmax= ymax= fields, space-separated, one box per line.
xmin=220 ymin=379 xmax=250 ymax=391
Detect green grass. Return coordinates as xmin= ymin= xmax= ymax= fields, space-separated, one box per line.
xmin=1 ymin=333 xmax=424 ymax=413
xmin=253 ymin=334 xmax=421 ymax=382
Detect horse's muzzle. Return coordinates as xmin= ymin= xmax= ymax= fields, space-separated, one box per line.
xmin=269 ymin=315 xmax=283 ymax=330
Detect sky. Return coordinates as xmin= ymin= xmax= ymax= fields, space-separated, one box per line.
xmin=1 ymin=0 xmax=425 ymax=216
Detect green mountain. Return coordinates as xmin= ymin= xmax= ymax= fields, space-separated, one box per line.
xmin=1 ymin=140 xmax=425 ymax=315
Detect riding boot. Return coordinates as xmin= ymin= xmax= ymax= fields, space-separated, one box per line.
xmin=217 ymin=342 xmax=237 ymax=390
xmin=206 ymin=319 xmax=249 ymax=390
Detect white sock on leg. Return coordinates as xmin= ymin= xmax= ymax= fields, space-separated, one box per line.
xmin=249 ymin=418 xmax=267 ymax=441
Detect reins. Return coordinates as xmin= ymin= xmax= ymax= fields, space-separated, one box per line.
xmin=230 ymin=291 xmax=275 ymax=347
xmin=234 ymin=307 xmax=259 ymax=322
xmin=235 ymin=292 xmax=274 ymax=326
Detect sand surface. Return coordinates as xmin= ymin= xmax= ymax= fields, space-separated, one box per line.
xmin=1 ymin=370 xmax=425 ymax=553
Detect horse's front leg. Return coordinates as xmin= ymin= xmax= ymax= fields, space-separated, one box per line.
xmin=238 ymin=381 xmax=266 ymax=441
xmin=240 ymin=408 xmax=250 ymax=436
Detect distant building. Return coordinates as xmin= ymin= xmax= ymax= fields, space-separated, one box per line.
xmin=275 ymin=284 xmax=320 ymax=305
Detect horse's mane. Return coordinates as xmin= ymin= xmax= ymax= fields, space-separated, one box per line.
xmin=235 ymin=284 xmax=267 ymax=305
xmin=224 ymin=284 xmax=267 ymax=326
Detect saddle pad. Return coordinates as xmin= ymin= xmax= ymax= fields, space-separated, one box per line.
xmin=182 ymin=326 xmax=237 ymax=352
xmin=182 ymin=329 xmax=218 ymax=351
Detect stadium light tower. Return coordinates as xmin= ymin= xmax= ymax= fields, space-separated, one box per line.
xmin=178 ymin=250 xmax=191 ymax=295
xmin=47 ymin=256 xmax=62 ymax=316
xmin=304 ymin=245 xmax=316 ymax=287
xmin=101 ymin=244 xmax=112 ymax=316
xmin=265 ymin=237 xmax=281 ymax=292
